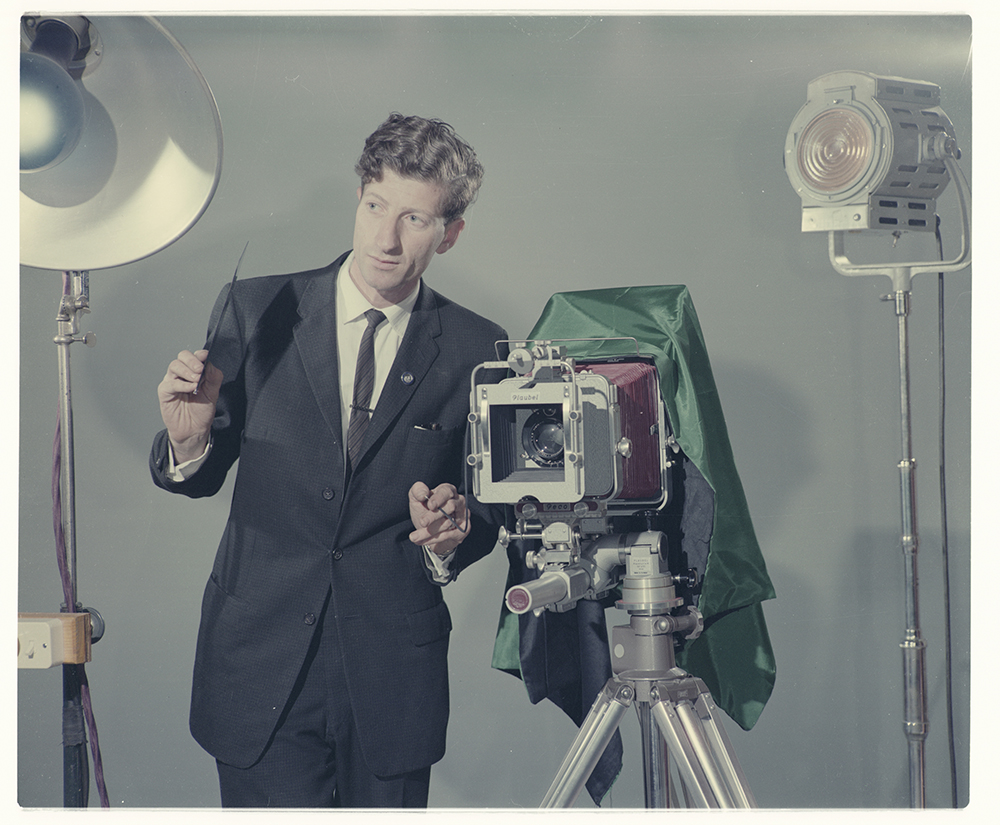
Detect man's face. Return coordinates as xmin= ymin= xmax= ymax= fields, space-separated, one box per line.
xmin=349 ymin=168 xmax=465 ymax=308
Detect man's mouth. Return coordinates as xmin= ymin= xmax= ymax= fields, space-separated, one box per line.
xmin=370 ymin=255 xmax=400 ymax=270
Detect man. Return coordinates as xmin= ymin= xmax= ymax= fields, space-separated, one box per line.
xmin=150 ymin=114 xmax=507 ymax=808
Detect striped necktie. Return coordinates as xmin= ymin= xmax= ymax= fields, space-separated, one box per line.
xmin=346 ymin=308 xmax=386 ymax=467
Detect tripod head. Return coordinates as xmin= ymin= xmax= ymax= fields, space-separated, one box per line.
xmin=504 ymin=526 xmax=703 ymax=644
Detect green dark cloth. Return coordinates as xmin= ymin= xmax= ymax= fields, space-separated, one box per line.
xmin=491 ymin=285 xmax=776 ymax=731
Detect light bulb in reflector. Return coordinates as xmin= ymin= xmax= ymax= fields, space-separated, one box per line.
xmin=20 ymin=51 xmax=85 ymax=173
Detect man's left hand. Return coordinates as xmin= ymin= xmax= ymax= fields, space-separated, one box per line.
xmin=408 ymin=482 xmax=469 ymax=557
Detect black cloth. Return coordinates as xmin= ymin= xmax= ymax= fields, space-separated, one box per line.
xmin=507 ymin=540 xmax=624 ymax=805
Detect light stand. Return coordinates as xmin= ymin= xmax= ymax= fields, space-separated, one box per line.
xmin=54 ymin=272 xmax=96 ymax=612
xmin=54 ymin=271 xmax=97 ymax=806
xmin=19 ymin=14 xmax=223 ymax=807
xmin=825 ymin=155 xmax=970 ymax=806
xmin=785 ymin=72 xmax=971 ymax=807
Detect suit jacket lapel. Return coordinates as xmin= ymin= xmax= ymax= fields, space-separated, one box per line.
xmin=293 ymin=253 xmax=348 ymax=449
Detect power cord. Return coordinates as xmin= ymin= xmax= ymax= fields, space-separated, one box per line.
xmin=52 ymin=412 xmax=110 ymax=808
xmin=934 ymin=215 xmax=959 ymax=808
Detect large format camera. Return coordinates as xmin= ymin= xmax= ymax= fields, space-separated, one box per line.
xmin=469 ymin=333 xmax=758 ymax=809
xmin=467 ymin=340 xmax=688 ymax=617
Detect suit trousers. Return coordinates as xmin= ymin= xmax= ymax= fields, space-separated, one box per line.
xmin=215 ymin=588 xmax=432 ymax=808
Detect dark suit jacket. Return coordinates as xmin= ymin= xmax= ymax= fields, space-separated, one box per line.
xmin=150 ymin=251 xmax=507 ymax=775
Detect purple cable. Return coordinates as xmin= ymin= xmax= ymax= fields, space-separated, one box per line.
xmin=80 ymin=671 xmax=109 ymax=808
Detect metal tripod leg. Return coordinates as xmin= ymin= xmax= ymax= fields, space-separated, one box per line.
xmin=637 ymin=702 xmax=670 ymax=807
xmin=648 ymin=676 xmax=756 ymax=808
xmin=537 ymin=579 xmax=755 ymax=808
xmin=541 ymin=670 xmax=756 ymax=808
xmin=541 ymin=679 xmax=633 ymax=807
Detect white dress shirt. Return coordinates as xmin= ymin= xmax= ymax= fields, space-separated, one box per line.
xmin=335 ymin=251 xmax=418 ymax=446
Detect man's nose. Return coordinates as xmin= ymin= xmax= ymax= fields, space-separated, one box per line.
xmin=376 ymin=218 xmax=402 ymax=252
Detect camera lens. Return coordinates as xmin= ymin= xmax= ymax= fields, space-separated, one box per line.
xmin=533 ymin=422 xmax=563 ymax=457
xmin=522 ymin=408 xmax=564 ymax=466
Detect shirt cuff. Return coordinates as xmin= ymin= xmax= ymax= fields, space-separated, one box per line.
xmin=166 ymin=437 xmax=212 ymax=482
xmin=423 ymin=545 xmax=456 ymax=584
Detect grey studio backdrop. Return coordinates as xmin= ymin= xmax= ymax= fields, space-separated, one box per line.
xmin=17 ymin=14 xmax=973 ymax=809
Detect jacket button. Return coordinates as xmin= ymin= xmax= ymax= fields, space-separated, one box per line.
xmin=322 ymin=487 xmax=336 ymax=500
xmin=303 ymin=613 xmax=316 ymax=625
xmin=332 ymin=549 xmax=344 ymax=561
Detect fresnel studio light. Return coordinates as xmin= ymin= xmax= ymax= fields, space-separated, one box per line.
xmin=18 ymin=14 xmax=223 ymax=808
xmin=785 ymin=71 xmax=971 ymax=808
xmin=785 ymin=71 xmax=963 ymax=238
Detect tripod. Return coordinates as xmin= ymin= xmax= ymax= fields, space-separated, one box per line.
xmin=503 ymin=528 xmax=756 ymax=808
xmin=540 ymin=602 xmax=756 ymax=808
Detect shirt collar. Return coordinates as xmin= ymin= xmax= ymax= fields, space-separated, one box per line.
xmin=337 ymin=250 xmax=420 ymax=335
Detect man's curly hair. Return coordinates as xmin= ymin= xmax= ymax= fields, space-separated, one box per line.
xmin=355 ymin=113 xmax=484 ymax=225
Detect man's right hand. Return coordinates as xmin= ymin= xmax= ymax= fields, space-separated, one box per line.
xmin=157 ymin=349 xmax=223 ymax=464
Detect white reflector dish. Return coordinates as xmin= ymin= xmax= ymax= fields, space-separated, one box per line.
xmin=19 ymin=16 xmax=223 ymax=271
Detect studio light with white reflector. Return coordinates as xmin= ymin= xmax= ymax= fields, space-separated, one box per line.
xmin=19 ymin=14 xmax=223 ymax=808
xmin=20 ymin=14 xmax=223 ymax=270
xmin=785 ymin=71 xmax=971 ymax=809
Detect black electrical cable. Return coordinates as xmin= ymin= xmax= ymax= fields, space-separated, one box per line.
xmin=935 ymin=216 xmax=959 ymax=808
xmin=53 ymin=409 xmax=110 ymax=808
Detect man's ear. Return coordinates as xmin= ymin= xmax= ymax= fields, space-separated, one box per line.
xmin=356 ymin=185 xmax=363 ymax=201
xmin=437 ymin=218 xmax=465 ymax=254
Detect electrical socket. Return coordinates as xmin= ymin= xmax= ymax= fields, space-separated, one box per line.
xmin=17 ymin=618 xmax=64 ymax=669
xmin=17 ymin=613 xmax=92 ymax=669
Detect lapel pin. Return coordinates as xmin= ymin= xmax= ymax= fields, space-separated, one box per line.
xmin=401 ymin=371 xmax=415 ymax=385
